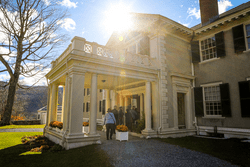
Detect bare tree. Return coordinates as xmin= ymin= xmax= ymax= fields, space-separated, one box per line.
xmin=0 ymin=0 xmax=67 ymax=125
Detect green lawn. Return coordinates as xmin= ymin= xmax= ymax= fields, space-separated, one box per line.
xmin=158 ymin=136 xmax=250 ymax=167
xmin=0 ymin=124 xmax=45 ymax=129
xmin=0 ymin=132 xmax=112 ymax=167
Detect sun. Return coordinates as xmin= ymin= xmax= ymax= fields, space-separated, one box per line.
xmin=103 ymin=2 xmax=133 ymax=33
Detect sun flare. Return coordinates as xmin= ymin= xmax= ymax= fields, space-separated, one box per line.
xmin=103 ymin=3 xmax=133 ymax=33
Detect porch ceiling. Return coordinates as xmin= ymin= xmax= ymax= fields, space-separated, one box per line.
xmin=56 ymin=72 xmax=144 ymax=90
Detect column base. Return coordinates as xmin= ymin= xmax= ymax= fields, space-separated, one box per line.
xmin=45 ymin=129 xmax=101 ymax=150
xmin=141 ymin=129 xmax=157 ymax=138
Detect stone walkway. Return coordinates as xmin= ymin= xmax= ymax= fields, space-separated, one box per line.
xmin=97 ymin=130 xmax=238 ymax=167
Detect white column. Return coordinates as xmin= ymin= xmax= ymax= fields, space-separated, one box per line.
xmin=119 ymin=94 xmax=123 ymax=107
xmin=61 ymin=85 xmax=65 ymax=123
xmin=106 ymin=89 xmax=110 ymax=112
xmin=46 ymin=84 xmax=51 ymax=126
xmin=49 ymin=83 xmax=58 ymax=123
xmin=68 ymin=72 xmax=85 ymax=136
xmin=89 ymin=73 xmax=98 ymax=136
xmin=63 ymin=75 xmax=69 ymax=132
xmin=152 ymin=82 xmax=159 ymax=130
xmin=142 ymin=81 xmax=154 ymax=133
xmin=124 ymin=96 xmax=128 ymax=125
xmin=111 ymin=90 xmax=116 ymax=109
xmin=140 ymin=93 xmax=143 ymax=120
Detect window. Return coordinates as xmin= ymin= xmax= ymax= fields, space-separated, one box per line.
xmin=86 ymin=102 xmax=90 ymax=112
xmin=245 ymin=24 xmax=250 ymax=49
xmin=203 ymin=85 xmax=222 ymax=116
xmin=194 ymin=83 xmax=231 ymax=117
xmin=238 ymin=81 xmax=250 ymax=117
xmin=37 ymin=114 xmax=41 ymax=120
xmin=232 ymin=24 xmax=246 ymax=53
xmin=87 ymin=88 xmax=90 ymax=96
xmin=57 ymin=115 xmax=61 ymax=122
xmin=100 ymin=89 xmax=103 ymax=92
xmin=200 ymin=37 xmax=217 ymax=61
xmin=99 ymin=101 xmax=102 ymax=112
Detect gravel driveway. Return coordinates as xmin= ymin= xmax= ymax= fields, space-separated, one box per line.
xmin=97 ymin=131 xmax=238 ymax=167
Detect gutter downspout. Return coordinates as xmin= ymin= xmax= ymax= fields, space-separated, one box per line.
xmin=190 ymin=31 xmax=199 ymax=135
xmin=156 ymin=21 xmax=162 ymax=135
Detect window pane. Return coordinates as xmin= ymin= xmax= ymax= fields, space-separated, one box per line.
xmin=246 ymin=24 xmax=250 ymax=30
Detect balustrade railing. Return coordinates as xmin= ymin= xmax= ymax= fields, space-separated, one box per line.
xmin=53 ymin=37 xmax=155 ymax=68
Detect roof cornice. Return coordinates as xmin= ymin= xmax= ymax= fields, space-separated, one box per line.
xmin=195 ymin=7 xmax=250 ymax=34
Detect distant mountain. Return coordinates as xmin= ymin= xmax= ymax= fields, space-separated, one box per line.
xmin=0 ymin=81 xmax=63 ymax=117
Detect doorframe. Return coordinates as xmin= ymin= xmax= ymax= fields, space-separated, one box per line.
xmin=171 ymin=74 xmax=194 ymax=130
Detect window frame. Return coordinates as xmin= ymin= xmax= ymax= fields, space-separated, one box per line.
xmin=201 ymin=82 xmax=223 ymax=117
xmin=199 ymin=35 xmax=219 ymax=62
xmin=243 ymin=21 xmax=250 ymax=51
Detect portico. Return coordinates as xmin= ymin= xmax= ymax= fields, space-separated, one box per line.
xmin=45 ymin=36 xmax=159 ymax=149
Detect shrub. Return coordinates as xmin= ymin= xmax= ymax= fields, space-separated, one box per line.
xmin=116 ymin=125 xmax=128 ymax=132
xmin=134 ymin=112 xmax=145 ymax=134
xmin=50 ymin=144 xmax=63 ymax=152
xmin=83 ymin=122 xmax=89 ymax=126
xmin=49 ymin=121 xmax=63 ymax=129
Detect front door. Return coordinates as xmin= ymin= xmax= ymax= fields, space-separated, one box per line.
xmin=177 ymin=93 xmax=185 ymax=129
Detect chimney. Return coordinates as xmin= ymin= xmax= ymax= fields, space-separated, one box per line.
xmin=199 ymin=0 xmax=219 ymax=25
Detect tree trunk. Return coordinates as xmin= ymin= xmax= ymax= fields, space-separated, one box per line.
xmin=1 ymin=77 xmax=19 ymax=125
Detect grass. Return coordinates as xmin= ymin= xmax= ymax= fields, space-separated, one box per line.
xmin=0 ymin=124 xmax=45 ymax=129
xmin=158 ymin=136 xmax=250 ymax=167
xmin=0 ymin=132 xmax=112 ymax=167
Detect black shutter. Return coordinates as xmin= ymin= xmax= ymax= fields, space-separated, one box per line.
xmin=83 ymin=103 xmax=85 ymax=112
xmin=194 ymin=87 xmax=204 ymax=117
xmin=191 ymin=41 xmax=200 ymax=63
xmin=238 ymin=81 xmax=250 ymax=117
xmin=220 ymin=83 xmax=231 ymax=117
xmin=86 ymin=102 xmax=89 ymax=112
xmin=232 ymin=24 xmax=246 ymax=53
xmin=139 ymin=36 xmax=150 ymax=55
xmin=215 ymin=31 xmax=226 ymax=57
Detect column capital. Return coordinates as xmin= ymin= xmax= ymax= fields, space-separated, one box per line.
xmin=68 ymin=67 xmax=86 ymax=76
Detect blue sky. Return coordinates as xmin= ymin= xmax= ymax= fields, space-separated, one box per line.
xmin=0 ymin=0 xmax=249 ymax=85
xmin=61 ymin=0 xmax=249 ymax=46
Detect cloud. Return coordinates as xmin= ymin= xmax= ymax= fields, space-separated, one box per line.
xmin=57 ymin=18 xmax=76 ymax=31
xmin=19 ymin=63 xmax=51 ymax=86
xmin=180 ymin=5 xmax=183 ymax=8
xmin=57 ymin=0 xmax=78 ymax=8
xmin=0 ymin=73 xmax=10 ymax=82
xmin=43 ymin=0 xmax=50 ymax=6
xmin=187 ymin=7 xmax=200 ymax=19
xmin=178 ymin=21 xmax=190 ymax=27
xmin=218 ymin=0 xmax=233 ymax=14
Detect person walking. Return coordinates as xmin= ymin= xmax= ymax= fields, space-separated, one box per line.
xmin=103 ymin=108 xmax=116 ymax=140
xmin=112 ymin=105 xmax=118 ymax=134
xmin=118 ymin=106 xmax=124 ymax=125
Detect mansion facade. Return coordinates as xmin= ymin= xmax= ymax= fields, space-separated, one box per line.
xmin=44 ymin=0 xmax=250 ymax=149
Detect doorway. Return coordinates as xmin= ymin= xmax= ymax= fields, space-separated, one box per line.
xmin=177 ymin=93 xmax=185 ymax=129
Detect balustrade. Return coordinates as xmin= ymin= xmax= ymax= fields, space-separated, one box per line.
xmin=53 ymin=38 xmax=155 ymax=68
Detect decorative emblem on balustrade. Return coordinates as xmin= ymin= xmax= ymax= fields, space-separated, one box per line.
xmin=97 ymin=47 xmax=103 ymax=56
xmin=84 ymin=44 xmax=92 ymax=53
